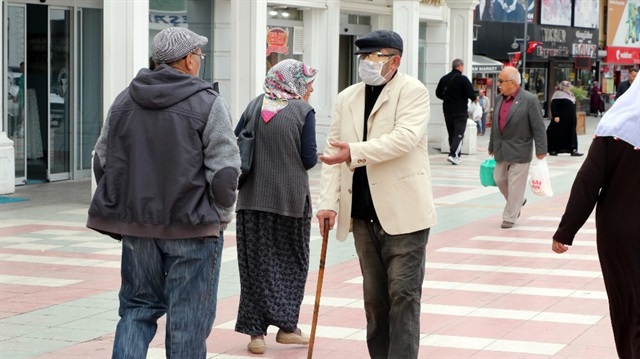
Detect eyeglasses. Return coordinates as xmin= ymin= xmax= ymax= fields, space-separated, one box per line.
xmin=359 ymin=52 xmax=396 ymax=63
xmin=497 ymin=79 xmax=513 ymax=84
xmin=190 ymin=52 xmax=206 ymax=60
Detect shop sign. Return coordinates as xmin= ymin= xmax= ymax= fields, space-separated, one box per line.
xmin=605 ymin=46 xmax=640 ymax=64
xmin=530 ymin=26 xmax=570 ymax=59
xmin=149 ymin=11 xmax=188 ymax=30
xmin=535 ymin=46 xmax=570 ymax=58
xmin=149 ymin=14 xmax=187 ymax=26
xmin=266 ymin=27 xmax=289 ymax=56
xmin=572 ymin=43 xmax=597 ymax=58
xmin=574 ymin=30 xmax=594 ymax=42
xmin=541 ymin=28 xmax=566 ymax=44
xmin=473 ymin=65 xmax=502 ymax=73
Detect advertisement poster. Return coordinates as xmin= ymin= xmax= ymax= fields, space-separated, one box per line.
xmin=541 ymin=0 xmax=572 ymax=26
xmin=607 ymin=0 xmax=640 ymax=47
xmin=476 ymin=0 xmax=534 ymax=23
xmin=574 ymin=0 xmax=600 ymax=28
xmin=606 ymin=0 xmax=640 ymax=63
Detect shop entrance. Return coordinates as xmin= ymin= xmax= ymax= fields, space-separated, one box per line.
xmin=338 ymin=15 xmax=371 ymax=92
xmin=4 ymin=2 xmax=102 ymax=185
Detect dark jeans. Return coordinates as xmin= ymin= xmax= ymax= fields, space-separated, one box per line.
xmin=112 ymin=234 xmax=223 ymax=359
xmin=352 ymin=219 xmax=430 ymax=359
xmin=444 ymin=112 xmax=467 ymax=157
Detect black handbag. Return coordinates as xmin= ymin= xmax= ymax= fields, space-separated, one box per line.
xmin=237 ymin=95 xmax=263 ymax=188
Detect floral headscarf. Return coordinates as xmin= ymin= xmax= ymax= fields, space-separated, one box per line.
xmin=551 ymin=80 xmax=575 ymax=103
xmin=261 ymin=59 xmax=317 ymax=123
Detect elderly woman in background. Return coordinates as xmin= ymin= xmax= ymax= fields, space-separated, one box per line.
xmin=589 ymin=80 xmax=605 ymax=117
xmin=234 ymin=59 xmax=318 ymax=355
xmin=547 ymin=81 xmax=583 ymax=156
xmin=552 ymin=74 xmax=640 ymax=359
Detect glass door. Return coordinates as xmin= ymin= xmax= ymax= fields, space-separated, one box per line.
xmin=48 ymin=7 xmax=71 ymax=181
xmin=4 ymin=4 xmax=27 ymax=185
xmin=75 ymin=8 xmax=103 ymax=178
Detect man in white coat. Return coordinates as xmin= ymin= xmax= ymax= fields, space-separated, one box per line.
xmin=316 ymin=30 xmax=437 ymax=359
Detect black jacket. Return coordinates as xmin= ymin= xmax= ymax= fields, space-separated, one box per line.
xmin=435 ymin=69 xmax=477 ymax=114
xmin=615 ymin=80 xmax=632 ymax=100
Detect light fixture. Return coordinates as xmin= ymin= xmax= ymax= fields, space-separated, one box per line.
xmin=281 ymin=11 xmax=290 ymax=17
xmin=269 ymin=10 xmax=278 ymax=16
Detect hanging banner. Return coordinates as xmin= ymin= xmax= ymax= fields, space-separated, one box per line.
xmin=574 ymin=0 xmax=600 ymax=28
xmin=541 ymin=0 xmax=572 ymax=26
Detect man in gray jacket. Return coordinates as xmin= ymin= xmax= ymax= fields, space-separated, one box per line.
xmin=87 ymin=27 xmax=240 ymax=358
xmin=489 ymin=66 xmax=547 ymax=229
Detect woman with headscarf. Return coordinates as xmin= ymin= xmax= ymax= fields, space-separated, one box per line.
xmin=547 ymin=81 xmax=583 ymax=156
xmin=552 ymin=74 xmax=640 ymax=359
xmin=234 ymin=59 xmax=318 ymax=355
xmin=590 ymin=80 xmax=605 ymax=116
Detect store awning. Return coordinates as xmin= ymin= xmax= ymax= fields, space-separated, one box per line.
xmin=472 ymin=55 xmax=503 ymax=74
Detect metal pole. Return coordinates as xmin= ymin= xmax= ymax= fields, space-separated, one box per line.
xmin=522 ymin=9 xmax=528 ymax=89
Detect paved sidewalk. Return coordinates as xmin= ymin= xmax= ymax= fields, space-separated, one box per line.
xmin=0 ymin=115 xmax=617 ymax=358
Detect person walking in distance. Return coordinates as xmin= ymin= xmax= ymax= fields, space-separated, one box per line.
xmin=316 ymin=30 xmax=437 ymax=359
xmin=436 ymin=58 xmax=477 ymax=164
xmin=488 ymin=66 xmax=547 ymax=229
xmin=615 ymin=67 xmax=637 ymax=100
xmin=87 ymin=27 xmax=240 ymax=358
xmin=478 ymin=89 xmax=490 ymax=135
xmin=547 ymin=81 xmax=583 ymax=156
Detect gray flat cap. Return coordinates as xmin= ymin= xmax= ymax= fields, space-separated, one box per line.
xmin=152 ymin=27 xmax=208 ymax=64
xmin=354 ymin=30 xmax=403 ymax=54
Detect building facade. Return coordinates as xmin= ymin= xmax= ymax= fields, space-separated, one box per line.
xmin=2 ymin=0 xmax=477 ymax=192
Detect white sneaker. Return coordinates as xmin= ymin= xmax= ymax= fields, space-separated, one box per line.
xmin=447 ymin=156 xmax=461 ymax=165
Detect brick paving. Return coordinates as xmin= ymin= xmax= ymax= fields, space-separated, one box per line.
xmin=0 ymin=116 xmax=618 ymax=358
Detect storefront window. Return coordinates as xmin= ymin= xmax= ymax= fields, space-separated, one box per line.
xmin=524 ymin=67 xmax=547 ymax=105
xmin=266 ymin=6 xmax=303 ymax=71
xmin=418 ymin=22 xmax=427 ymax=84
xmin=148 ymin=0 xmax=213 ymax=82
xmin=554 ymin=67 xmax=574 ymax=86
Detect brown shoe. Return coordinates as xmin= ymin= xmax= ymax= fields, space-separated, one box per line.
xmin=501 ymin=221 xmax=514 ymax=229
xmin=248 ymin=338 xmax=266 ymax=354
xmin=276 ymin=329 xmax=309 ymax=345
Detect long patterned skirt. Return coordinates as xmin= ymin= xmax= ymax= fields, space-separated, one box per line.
xmin=234 ymin=209 xmax=311 ymax=336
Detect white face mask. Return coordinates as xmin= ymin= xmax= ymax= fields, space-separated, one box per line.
xmin=358 ymin=59 xmax=391 ymax=86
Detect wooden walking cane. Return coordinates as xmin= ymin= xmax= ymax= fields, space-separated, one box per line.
xmin=307 ymin=218 xmax=330 ymax=359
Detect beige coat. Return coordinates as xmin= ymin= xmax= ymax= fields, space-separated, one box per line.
xmin=318 ymin=73 xmax=438 ymax=241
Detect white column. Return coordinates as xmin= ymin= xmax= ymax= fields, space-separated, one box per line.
xmin=1 ymin=3 xmax=3 ymax=134
xmin=103 ymin=0 xmax=149 ymax=117
xmin=96 ymin=0 xmax=148 ymax=194
xmin=392 ymin=0 xmax=420 ymax=78
xmin=306 ymin=1 xmax=340 ymax=151
xmin=425 ymin=21 xmax=449 ymax=144
xmin=445 ymin=0 xmax=477 ymax=80
xmin=230 ymin=0 xmax=266 ymax=122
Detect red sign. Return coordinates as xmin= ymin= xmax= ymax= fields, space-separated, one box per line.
xmin=605 ymin=46 xmax=640 ymax=64
xmin=266 ymin=27 xmax=289 ymax=56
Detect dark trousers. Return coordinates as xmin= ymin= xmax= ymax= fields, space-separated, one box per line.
xmin=445 ymin=112 xmax=467 ymax=158
xmin=352 ymin=219 xmax=430 ymax=359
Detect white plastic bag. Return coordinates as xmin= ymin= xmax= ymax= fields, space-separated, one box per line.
xmin=529 ymin=158 xmax=553 ymax=197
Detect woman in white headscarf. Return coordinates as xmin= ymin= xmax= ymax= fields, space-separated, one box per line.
xmin=547 ymin=81 xmax=583 ymax=156
xmin=552 ymin=74 xmax=640 ymax=359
